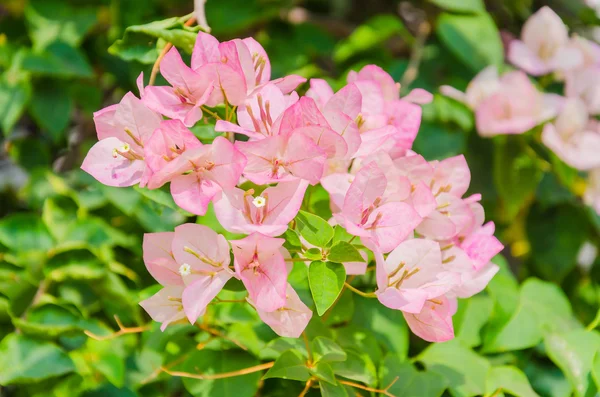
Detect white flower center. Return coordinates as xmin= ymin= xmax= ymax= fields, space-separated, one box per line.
xmin=179 ymin=263 xmax=191 ymax=277
xmin=252 ymin=196 xmax=266 ymax=208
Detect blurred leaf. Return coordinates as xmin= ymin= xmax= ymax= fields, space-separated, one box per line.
xmin=327 ymin=241 xmax=364 ymax=263
xmin=0 ymin=213 xmax=54 ymax=253
xmin=486 ymin=366 xmax=539 ymax=397
xmin=380 ymin=356 xmax=448 ymax=397
xmin=206 ymin=0 xmax=281 ymax=36
xmin=545 ymin=330 xmax=600 ymax=397
xmin=309 ymin=261 xmax=346 ymax=316
xmin=524 ymin=361 xmax=571 ymax=397
xmin=419 ymin=339 xmax=490 ymax=397
xmin=493 ymin=138 xmax=543 ymax=220
xmin=310 ymin=362 xmax=337 ymax=384
xmin=29 ymin=79 xmax=73 ymax=141
xmin=0 ymin=72 xmax=31 ymax=134
xmin=334 ymin=15 xmax=411 ymax=63
xmin=320 ymin=381 xmax=350 ymax=397
xmin=413 ymin=122 xmax=467 ymax=161
xmin=527 ymin=204 xmax=588 ymax=282
xmin=0 ymin=334 xmax=75 ymax=384
xmin=436 ymin=12 xmax=503 ymax=72
xmin=21 ymin=41 xmax=93 ymax=78
xmin=263 ymin=350 xmax=310 ymax=381
xmin=182 ymin=349 xmax=261 ymax=397
xmin=296 ymin=211 xmax=334 ymax=248
xmin=483 ymin=278 xmax=577 ymax=353
xmin=428 ymin=0 xmax=485 ymax=13
xmin=25 ymin=0 xmax=97 ymax=50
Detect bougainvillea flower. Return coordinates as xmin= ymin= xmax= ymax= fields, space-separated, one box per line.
xmin=172 ymin=224 xmax=233 ymax=323
xmin=476 ymin=71 xmax=563 ymax=137
xmin=565 ymin=67 xmax=600 ymax=115
xmin=82 ymin=92 xmax=162 ymax=187
xmin=569 ymin=36 xmax=600 ymax=70
xmin=236 ymin=132 xmax=327 ymax=185
xmin=230 ymin=233 xmax=289 ymax=312
xmin=542 ymin=98 xmax=600 ymax=170
xmin=252 ymin=284 xmax=312 ymax=338
xmin=139 ymin=285 xmax=187 ymax=331
xmin=375 ymin=239 xmax=460 ymax=313
xmin=144 ymin=119 xmax=202 ymax=174
xmin=403 ymin=295 xmax=456 ymax=342
xmin=214 ymin=179 xmax=309 ymax=236
xmin=440 ymin=66 xmax=501 ymax=110
xmin=142 ymin=232 xmax=182 ymax=287
xmin=141 ymin=47 xmax=214 ymax=126
xmin=507 ymin=6 xmax=582 ymax=76
xmin=147 ymin=137 xmax=247 ymax=215
xmin=335 ymin=161 xmax=421 ymax=253
xmin=191 ymin=32 xmax=305 ymax=106
xmin=460 ymin=222 xmax=504 ymax=271
xmin=321 ymin=172 xmax=355 ymax=212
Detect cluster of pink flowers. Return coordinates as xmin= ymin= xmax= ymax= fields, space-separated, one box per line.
xmin=82 ymin=31 xmax=502 ymax=342
xmin=441 ymin=6 xmax=600 ymax=216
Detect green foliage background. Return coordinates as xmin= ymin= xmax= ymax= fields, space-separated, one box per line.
xmin=1 ymin=0 xmax=600 ymax=396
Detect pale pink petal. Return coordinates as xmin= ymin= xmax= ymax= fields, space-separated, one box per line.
xmin=93 ymin=104 xmax=118 ymax=140
xmin=432 ymin=155 xmax=471 ymax=198
xmin=403 ymin=88 xmax=433 ymax=104
xmin=182 ymin=271 xmax=232 ymax=323
xmin=306 ymin=78 xmax=334 ymax=107
xmin=242 ymin=38 xmax=272 ymax=86
xmin=403 ymin=296 xmax=455 ymax=342
xmin=272 ymin=75 xmax=307 ymax=94
xmin=139 ymin=285 xmax=187 ymax=331
xmin=324 ymin=83 xmax=362 ymax=119
xmin=143 ymin=232 xmax=182 ymax=286
xmin=349 ymin=64 xmax=399 ymax=101
xmin=508 ymin=40 xmax=549 ymax=76
xmin=81 ymin=137 xmax=145 ymax=187
xmin=296 ymin=126 xmax=348 ymax=159
xmin=170 ymin=174 xmax=222 ymax=215
xmin=191 ymin=31 xmax=221 ymax=70
xmin=321 ymin=173 xmax=354 ymax=212
xmin=254 ymin=284 xmax=312 ymax=338
xmin=362 ymin=202 xmax=421 ymax=253
xmin=172 ymin=223 xmax=231 ymax=273
xmin=144 ymin=119 xmax=202 ymax=173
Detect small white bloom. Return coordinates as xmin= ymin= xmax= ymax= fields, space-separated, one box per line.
xmin=252 ymin=196 xmax=266 ymax=208
xmin=179 ymin=263 xmax=191 ymax=277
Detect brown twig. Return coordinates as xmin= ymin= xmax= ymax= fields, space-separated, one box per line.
xmin=302 ymin=331 xmax=313 ymax=364
xmin=140 ymin=354 xmax=189 ymax=385
xmin=149 ymin=16 xmax=197 ymax=86
xmin=162 ymin=361 xmax=275 ymax=380
xmin=339 ymin=376 xmax=399 ymax=397
xmin=84 ymin=315 xmax=149 ymax=341
xmin=298 ymin=377 xmax=315 ymax=397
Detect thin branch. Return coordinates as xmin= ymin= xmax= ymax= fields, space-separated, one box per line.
xmin=587 ymin=308 xmax=600 ymax=331
xmin=298 ymin=377 xmax=315 ymax=397
xmin=140 ymin=354 xmax=189 ymax=385
xmin=285 ymin=258 xmax=312 ymax=263
xmin=84 ymin=315 xmax=149 ymax=341
xmin=400 ymin=20 xmax=431 ymax=92
xmin=344 ymin=282 xmax=377 ymax=299
xmin=339 ymin=376 xmax=399 ymax=397
xmin=162 ymin=361 xmax=275 ymax=380
xmin=201 ymin=105 xmax=222 ymax=121
xmin=149 ymin=16 xmax=197 ymax=86
xmin=302 ymin=331 xmax=313 ymax=364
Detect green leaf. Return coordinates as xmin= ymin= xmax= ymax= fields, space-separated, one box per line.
xmin=419 ymin=339 xmax=490 ymax=397
xmin=109 ymin=17 xmax=198 ymax=64
xmin=206 ymin=0 xmax=281 ymax=36
xmin=453 ymin=295 xmax=493 ymax=348
xmin=526 ymin=204 xmax=588 ymax=282
xmin=310 ymin=362 xmax=337 ymax=385
xmin=380 ymin=356 xmax=448 ymax=397
xmin=133 ymin=185 xmax=193 ymax=217
xmin=320 ymin=381 xmax=350 ymax=397
xmin=334 ymin=325 xmax=383 ymax=367
xmin=486 ymin=366 xmax=540 ymax=397
xmin=12 ymin=303 xmax=91 ymax=339
xmin=334 ymin=15 xmax=411 ymax=63
xmin=413 ymin=122 xmax=467 ymax=161
xmin=351 ymin=296 xmax=409 ymax=361
xmin=309 ymin=261 xmax=346 ymax=316
xmin=483 ymin=278 xmax=577 ymax=353
xmin=263 ymin=350 xmax=310 ymax=382
xmin=436 ymin=12 xmax=503 ymax=72
xmin=544 ymin=330 xmax=600 ymax=397
xmin=296 ymin=211 xmax=334 ymax=248
xmin=327 ymin=242 xmax=364 ymax=263
xmin=304 ymin=248 xmax=323 ymax=260
xmin=0 ymin=334 xmax=75 ymax=384
xmin=25 ymin=0 xmax=96 ymax=50
xmin=0 ymin=213 xmax=54 ymax=253
xmin=0 ymin=73 xmax=31 ymax=134
xmin=331 ymin=350 xmax=378 ymax=387
xmin=493 ymin=138 xmax=543 ymax=220
xmin=92 ymin=351 xmax=125 ymax=388
xmin=182 ymin=349 xmax=261 ymax=397
xmin=29 ymin=79 xmax=73 ymax=141
xmin=21 ymin=42 xmax=93 ymax=78
xmin=428 ymin=0 xmax=485 ymax=13
xmin=312 ymin=337 xmax=347 ymax=364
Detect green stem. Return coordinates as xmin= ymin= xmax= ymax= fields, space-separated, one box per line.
xmin=344 ymin=282 xmax=377 ymax=298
